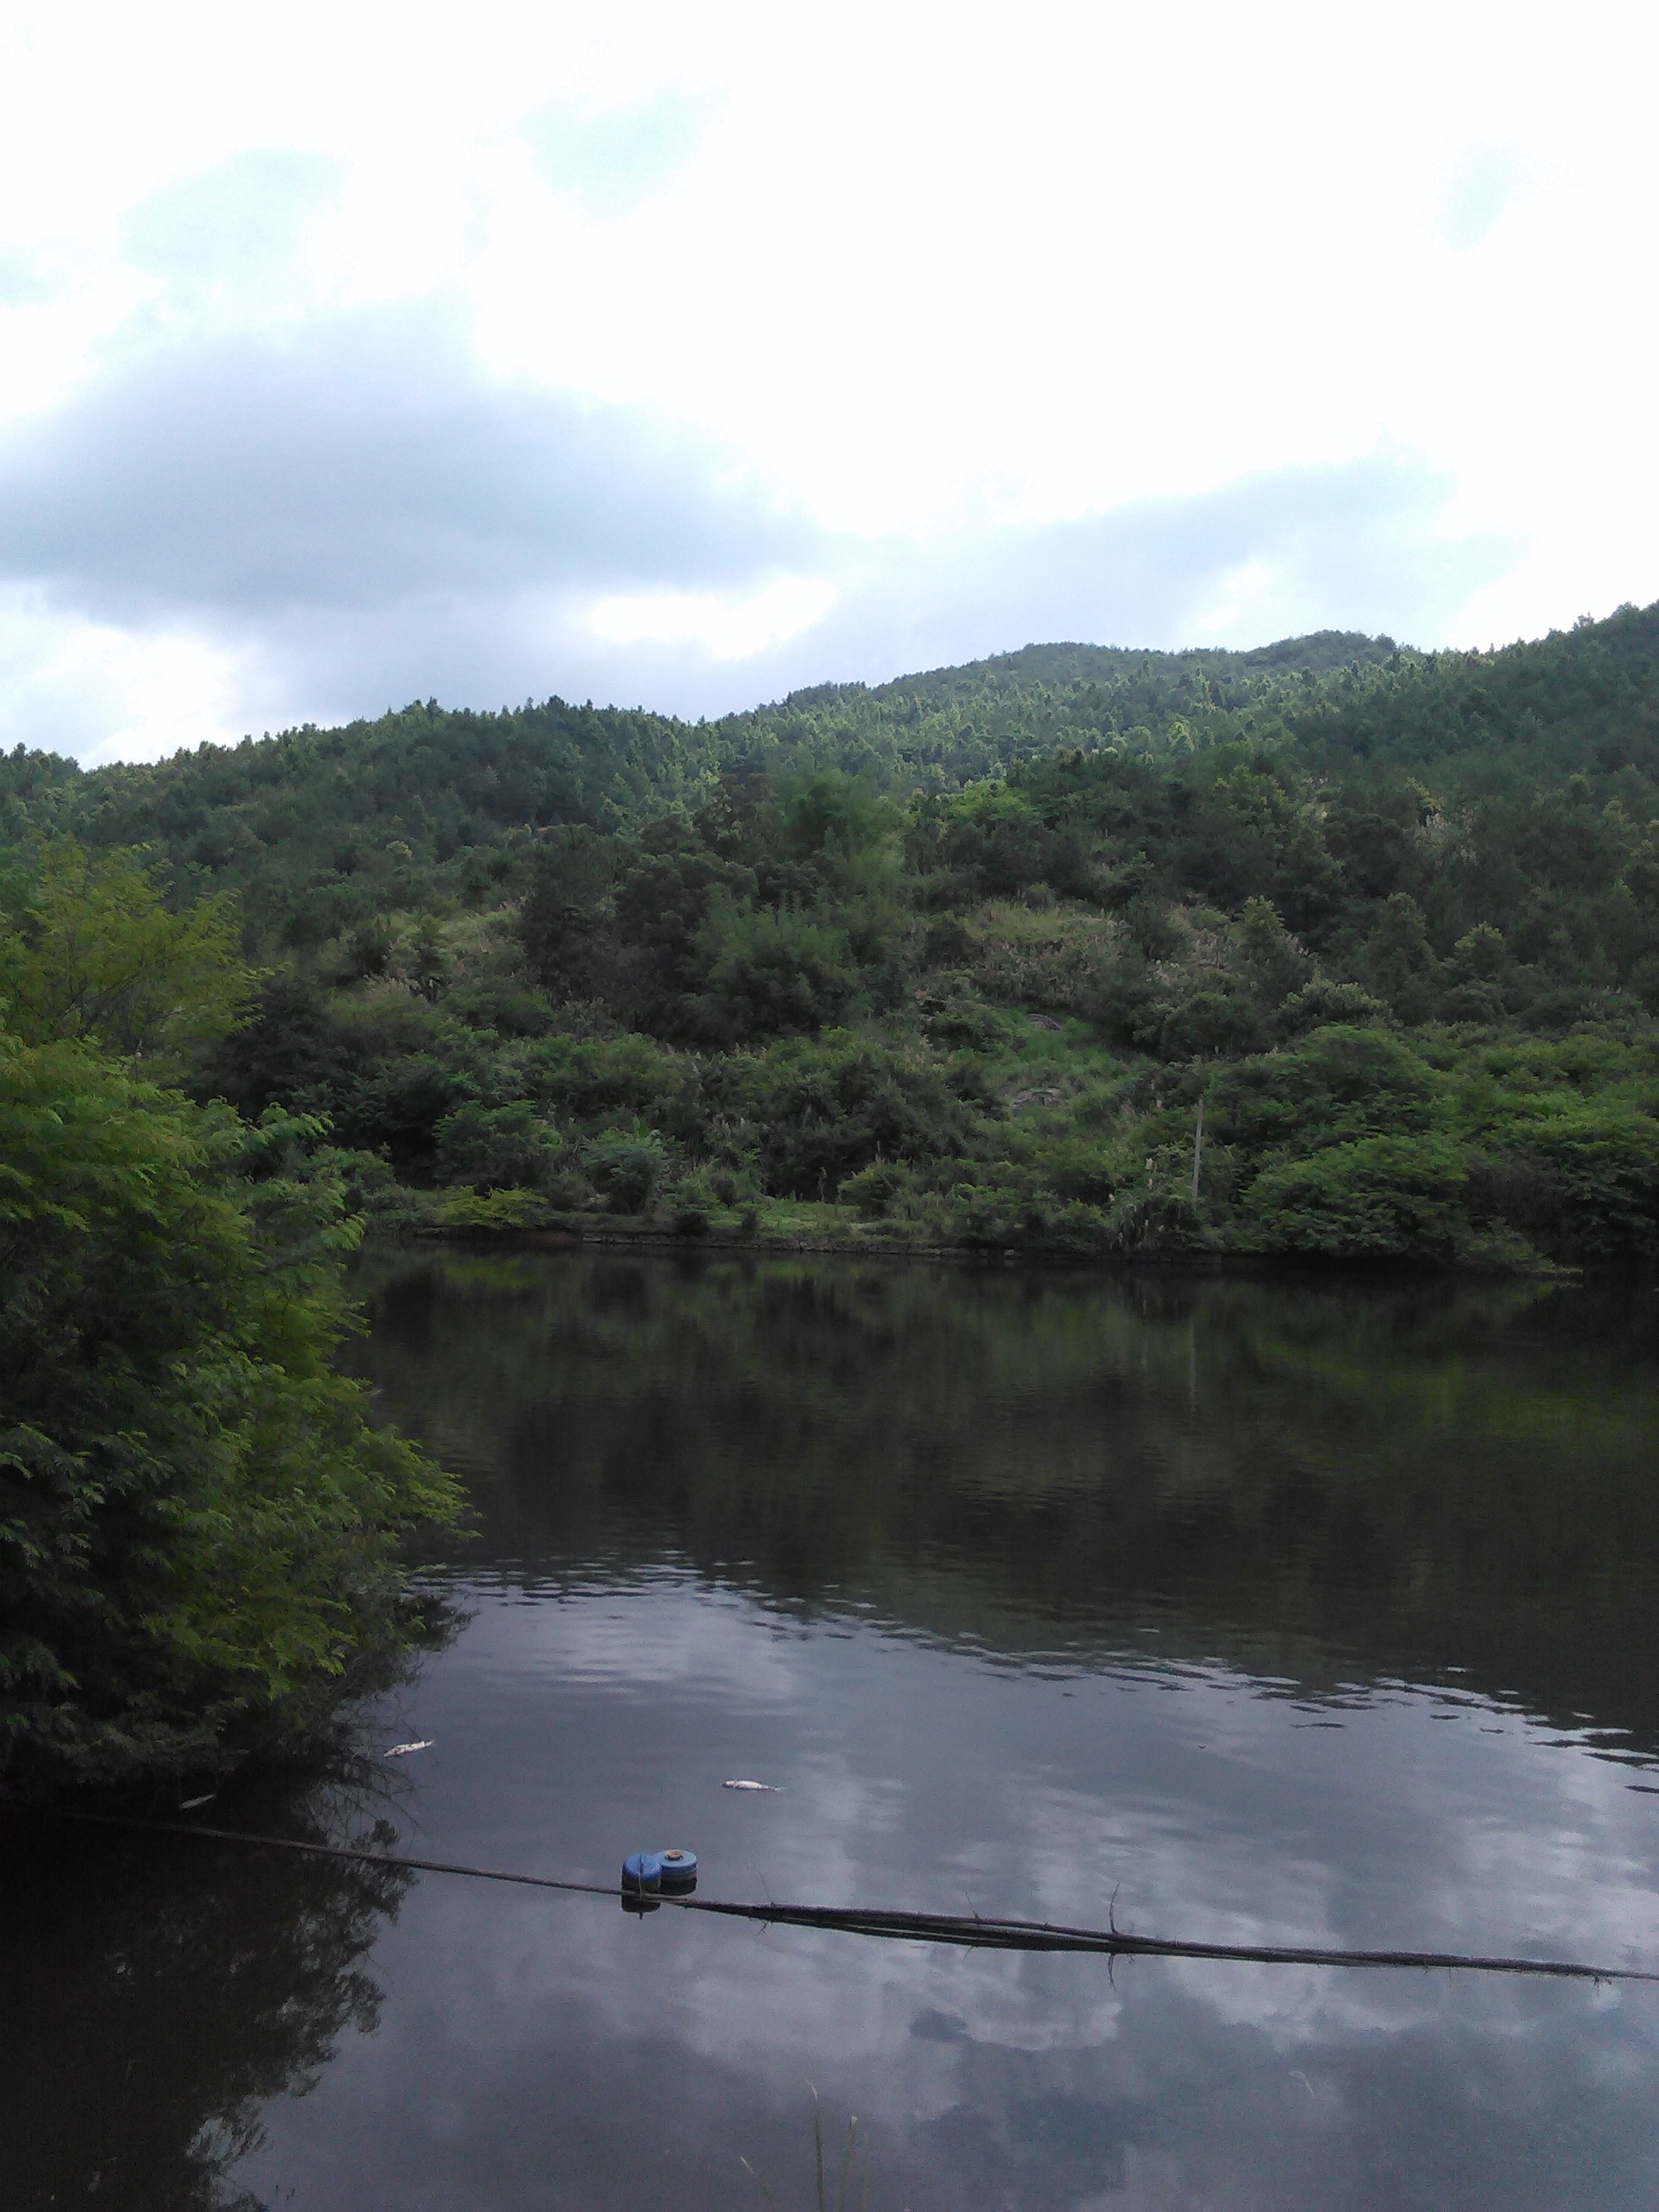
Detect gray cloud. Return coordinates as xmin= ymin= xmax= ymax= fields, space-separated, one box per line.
xmin=0 ymin=307 xmax=815 ymax=628
xmin=797 ymin=454 xmax=1505 ymax=681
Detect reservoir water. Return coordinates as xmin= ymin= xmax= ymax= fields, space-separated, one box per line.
xmin=9 ymin=1251 xmax=1659 ymax=2209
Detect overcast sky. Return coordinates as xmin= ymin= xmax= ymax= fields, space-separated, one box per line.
xmin=3 ymin=1 xmax=1656 ymax=764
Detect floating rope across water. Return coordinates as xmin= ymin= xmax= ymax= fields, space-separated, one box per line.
xmin=46 ymin=1811 xmax=1659 ymax=1985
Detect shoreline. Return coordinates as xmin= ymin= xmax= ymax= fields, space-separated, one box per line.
xmin=388 ymin=1215 xmax=1579 ymax=1278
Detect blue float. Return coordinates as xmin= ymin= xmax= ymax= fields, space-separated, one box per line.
xmin=621 ymin=1851 xmax=663 ymax=1894
xmin=657 ymin=1847 xmax=698 ymax=1893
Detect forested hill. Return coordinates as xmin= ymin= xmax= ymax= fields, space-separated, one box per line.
xmin=802 ymin=626 xmax=1406 ymax=707
xmin=4 ymin=599 xmax=1659 ymax=1269
xmin=5 ymin=604 xmax=1654 ymax=933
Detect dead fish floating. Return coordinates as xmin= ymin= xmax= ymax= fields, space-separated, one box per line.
xmin=723 ymin=1779 xmax=779 ymax=1792
xmin=383 ymin=1741 xmax=434 ymax=1757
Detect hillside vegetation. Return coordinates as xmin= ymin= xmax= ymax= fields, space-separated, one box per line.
xmin=6 ymin=603 xmax=1659 ymax=1272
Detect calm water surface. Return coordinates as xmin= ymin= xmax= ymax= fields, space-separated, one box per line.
xmin=9 ymin=1254 xmax=1659 ymax=2209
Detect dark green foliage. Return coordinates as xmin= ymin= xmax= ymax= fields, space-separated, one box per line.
xmin=719 ymin=1031 xmax=987 ymax=1198
xmin=0 ymin=852 xmax=458 ymax=1794
xmin=1209 ymin=1027 xmax=1438 ymax=1153
xmin=0 ymin=1042 xmax=459 ymax=1789
xmin=703 ymin=905 xmax=858 ymax=1039
xmin=203 ymin=975 xmax=365 ymax=1118
xmin=1241 ymin=1135 xmax=1476 ymax=1258
xmin=1210 ymin=1026 xmax=1659 ymax=1263
xmin=581 ymin=1126 xmax=670 ymax=1214
xmin=434 ymin=1100 xmax=565 ymax=1192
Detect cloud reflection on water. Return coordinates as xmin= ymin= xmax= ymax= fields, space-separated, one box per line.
xmin=236 ymin=1575 xmax=1659 ymax=2209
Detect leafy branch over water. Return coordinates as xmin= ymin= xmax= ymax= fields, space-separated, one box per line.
xmin=0 ymin=851 xmax=460 ymax=1794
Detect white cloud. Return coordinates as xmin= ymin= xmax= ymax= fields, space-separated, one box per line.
xmin=590 ymin=577 xmax=838 ymax=660
xmin=0 ymin=585 xmax=237 ymax=763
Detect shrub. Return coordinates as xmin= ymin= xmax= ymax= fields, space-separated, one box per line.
xmin=950 ymin=1172 xmax=1109 ymax=1253
xmin=720 ymin=1031 xmax=988 ymax=1196
xmin=1240 ymin=1134 xmax=1473 ymax=1257
xmin=1213 ymin=1026 xmax=1437 ymax=1154
xmin=1278 ymin=978 xmax=1388 ymax=1034
xmin=445 ymin=982 xmax=556 ymax=1039
xmin=837 ymin=1160 xmax=917 ymax=1218
xmin=582 ymin=1126 xmax=669 ymax=1214
xmin=661 ymin=1172 xmax=720 ymax=1237
xmin=430 ymin=1187 xmax=553 ymax=1231
xmin=1480 ymin=1099 xmax=1659 ymax=1257
xmin=433 ymin=1100 xmax=564 ymax=1191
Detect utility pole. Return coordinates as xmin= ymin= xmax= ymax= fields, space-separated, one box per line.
xmin=1190 ymin=1093 xmax=1205 ymax=1205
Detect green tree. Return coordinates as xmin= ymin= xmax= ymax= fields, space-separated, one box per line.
xmin=0 ymin=841 xmax=254 ymax=1059
xmin=0 ymin=849 xmax=457 ymax=1794
xmin=581 ymin=1123 xmax=670 ymax=1213
xmin=434 ymin=1099 xmax=566 ymax=1192
xmin=704 ymin=903 xmax=858 ymax=1038
xmin=0 ymin=1030 xmax=457 ymax=1790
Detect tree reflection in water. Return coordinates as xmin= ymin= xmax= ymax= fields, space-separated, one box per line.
xmin=2 ymin=1779 xmax=414 ymax=2212
xmin=350 ymin=1250 xmax=1659 ymax=1756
